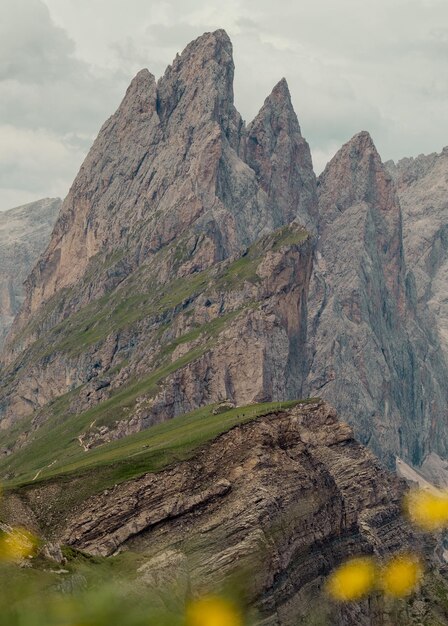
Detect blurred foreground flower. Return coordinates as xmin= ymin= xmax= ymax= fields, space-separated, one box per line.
xmin=0 ymin=527 xmax=38 ymax=562
xmin=326 ymin=557 xmax=376 ymax=601
xmin=186 ymin=595 xmax=243 ymax=626
xmin=380 ymin=554 xmax=422 ymax=597
xmin=405 ymin=488 xmax=448 ymax=531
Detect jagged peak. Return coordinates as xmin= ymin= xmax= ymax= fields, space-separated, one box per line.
xmin=159 ymin=29 xmax=233 ymax=84
xmin=156 ymin=29 xmax=235 ymax=130
xmin=123 ymin=68 xmax=155 ymax=99
xmin=248 ymin=76 xmax=301 ymax=138
xmin=112 ymin=68 xmax=157 ymax=124
xmin=340 ymin=130 xmax=379 ymax=160
xmin=319 ymin=130 xmax=381 ymax=181
xmin=189 ymin=28 xmax=232 ymax=53
xmin=270 ymin=77 xmax=291 ymax=99
xmin=318 ymin=130 xmax=399 ymax=215
xmin=346 ymin=130 xmax=378 ymax=154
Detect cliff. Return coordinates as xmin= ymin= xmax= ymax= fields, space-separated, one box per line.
xmin=3 ymin=400 xmax=434 ymax=626
xmin=386 ymin=147 xmax=448 ymax=476
xmin=0 ymin=198 xmax=60 ymax=348
xmin=0 ymin=30 xmax=316 ymax=456
xmin=305 ymin=133 xmax=448 ymax=467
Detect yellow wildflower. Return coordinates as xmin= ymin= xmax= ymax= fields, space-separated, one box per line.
xmin=326 ymin=557 xmax=376 ymax=601
xmin=186 ymin=595 xmax=243 ymax=626
xmin=405 ymin=489 xmax=448 ymax=531
xmin=380 ymin=554 xmax=423 ymax=597
xmin=0 ymin=527 xmax=38 ymax=561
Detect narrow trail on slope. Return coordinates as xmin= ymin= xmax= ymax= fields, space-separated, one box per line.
xmin=32 ymin=459 xmax=57 ymax=481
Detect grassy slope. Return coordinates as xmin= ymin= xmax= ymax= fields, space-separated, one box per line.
xmin=0 ymin=222 xmax=311 ymax=522
xmin=3 ymin=400 xmax=315 ymax=533
xmin=8 ymin=222 xmax=309 ymax=364
xmin=7 ymin=400 xmax=307 ymax=490
xmin=0 ymin=223 xmax=310 ymax=484
xmin=0 ymin=308 xmax=247 ymax=485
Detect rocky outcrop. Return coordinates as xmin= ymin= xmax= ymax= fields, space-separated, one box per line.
xmin=384 ymin=148 xmax=448 ymax=475
xmin=5 ymin=30 xmax=316 ymax=337
xmin=0 ymin=30 xmax=317 ymax=440
xmin=6 ymin=401 xmax=424 ymax=625
xmin=0 ymin=198 xmax=60 ymax=348
xmin=245 ymin=77 xmax=318 ymax=232
xmin=387 ymin=149 xmax=448 ymax=352
xmin=305 ymin=132 xmax=448 ymax=467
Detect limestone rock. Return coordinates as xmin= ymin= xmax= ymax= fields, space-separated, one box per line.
xmin=0 ymin=198 xmax=60 ymax=347
xmin=0 ymin=30 xmax=317 ymax=436
xmin=305 ymin=132 xmax=446 ymax=467
xmin=385 ymin=147 xmax=448 ymax=471
xmin=6 ymin=30 xmax=317 ymax=340
xmin=8 ymin=401 xmax=423 ymax=626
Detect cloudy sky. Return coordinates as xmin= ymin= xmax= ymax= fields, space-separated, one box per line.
xmin=1 ymin=0 xmax=447 ymax=209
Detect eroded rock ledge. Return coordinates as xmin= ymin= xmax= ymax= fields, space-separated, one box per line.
xmin=55 ymin=400 xmax=418 ymax=624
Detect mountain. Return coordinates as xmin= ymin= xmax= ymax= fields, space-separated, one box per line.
xmin=1 ymin=28 xmax=448 ymax=625
xmin=3 ymin=400 xmax=439 ymax=626
xmin=0 ymin=30 xmax=316 ymax=452
xmin=0 ymin=198 xmax=60 ymax=348
xmin=1 ymin=24 xmax=448 ymax=479
xmin=0 ymin=28 xmax=447 ymax=483
xmin=304 ymin=133 xmax=448 ymax=468
xmin=386 ymin=147 xmax=448 ymax=479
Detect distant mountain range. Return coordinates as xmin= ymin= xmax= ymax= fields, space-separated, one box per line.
xmin=0 ymin=198 xmax=60 ymax=347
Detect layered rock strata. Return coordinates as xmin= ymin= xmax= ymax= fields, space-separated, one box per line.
xmin=0 ymin=30 xmax=317 ymax=441
xmin=6 ymin=401 xmax=427 ymax=626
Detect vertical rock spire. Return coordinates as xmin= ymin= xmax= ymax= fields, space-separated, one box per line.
xmin=157 ymin=29 xmax=242 ymax=147
xmin=246 ymin=78 xmax=318 ymax=230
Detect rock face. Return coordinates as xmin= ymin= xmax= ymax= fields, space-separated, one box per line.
xmin=6 ymin=401 xmax=423 ymax=626
xmin=8 ymin=30 xmax=316 ymax=328
xmin=386 ymin=148 xmax=448 ymax=476
xmin=0 ymin=198 xmax=60 ymax=348
xmin=0 ymin=31 xmax=317 ymax=445
xmin=1 ymin=29 xmax=447 ymax=478
xmin=387 ymin=148 xmax=448 ymax=354
xmin=305 ymin=133 xmax=448 ymax=467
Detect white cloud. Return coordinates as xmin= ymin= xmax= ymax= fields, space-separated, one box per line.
xmin=0 ymin=125 xmax=85 ymax=204
xmin=1 ymin=0 xmax=447 ymax=207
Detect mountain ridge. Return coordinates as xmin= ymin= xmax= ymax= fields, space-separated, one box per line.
xmin=1 ymin=29 xmax=448 ymax=484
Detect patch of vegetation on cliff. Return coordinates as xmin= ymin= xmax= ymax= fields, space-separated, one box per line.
xmin=3 ymin=400 xmax=314 ymax=534
xmin=270 ymin=224 xmax=309 ymax=250
xmin=6 ymin=224 xmax=310 ymax=370
xmin=0 ymin=309 xmax=247 ymax=486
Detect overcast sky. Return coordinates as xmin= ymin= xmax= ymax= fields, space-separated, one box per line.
xmin=1 ymin=0 xmax=447 ymax=209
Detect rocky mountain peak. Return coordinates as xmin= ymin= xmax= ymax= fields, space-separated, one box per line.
xmin=248 ymin=78 xmax=301 ymax=147
xmin=156 ymin=29 xmax=239 ymax=141
xmin=245 ymin=77 xmax=317 ymax=230
xmin=124 ymin=68 xmax=154 ymax=98
xmin=318 ymin=131 xmax=397 ymax=224
xmin=117 ymin=68 xmax=157 ymax=120
xmin=386 ymin=145 xmax=448 ymax=189
xmin=2 ymin=30 xmax=317 ymax=394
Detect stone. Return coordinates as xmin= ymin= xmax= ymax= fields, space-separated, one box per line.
xmin=5 ymin=401 xmax=427 ymax=626
xmin=305 ymin=132 xmax=448 ymax=467
xmin=0 ymin=198 xmax=60 ymax=347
